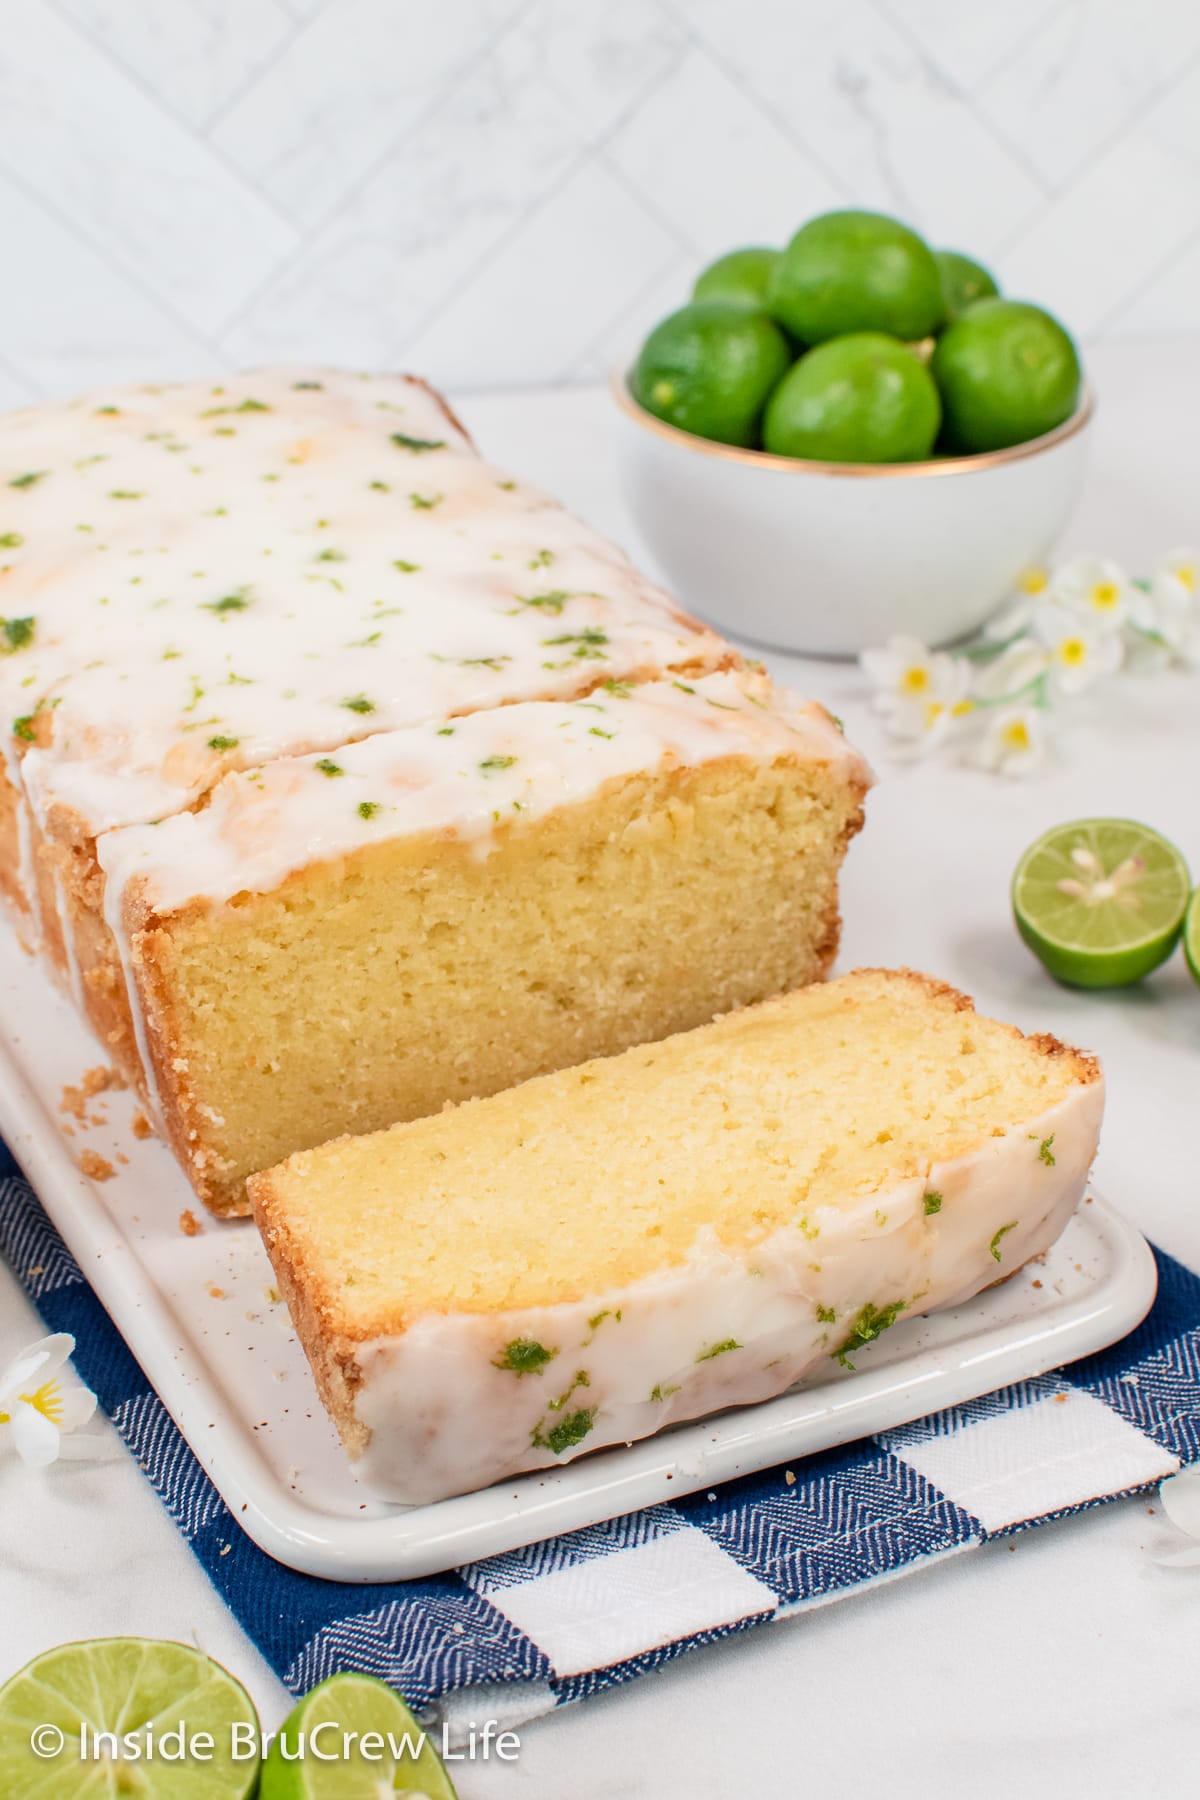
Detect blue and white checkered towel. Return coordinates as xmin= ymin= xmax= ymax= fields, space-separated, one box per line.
xmin=3 ymin=1139 xmax=1198 ymax=1731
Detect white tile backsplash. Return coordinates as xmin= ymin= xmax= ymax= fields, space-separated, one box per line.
xmin=1 ymin=0 xmax=1198 ymax=398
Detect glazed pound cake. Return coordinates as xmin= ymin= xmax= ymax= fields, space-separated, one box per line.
xmin=0 ymin=367 xmax=871 ymax=1212
xmin=250 ymin=969 xmax=1104 ymax=1504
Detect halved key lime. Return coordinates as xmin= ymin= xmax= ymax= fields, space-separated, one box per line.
xmin=1184 ymin=887 xmax=1200 ymax=986
xmin=259 ymin=1672 xmax=458 ymax=1799
xmin=0 ymin=1637 xmax=260 ymax=1798
xmin=1013 ymin=818 xmax=1190 ymax=988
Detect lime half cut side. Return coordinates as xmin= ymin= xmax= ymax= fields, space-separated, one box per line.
xmin=259 ymin=1672 xmax=459 ymax=1800
xmin=0 ymin=1637 xmax=260 ymax=1800
xmin=1184 ymin=886 xmax=1200 ymax=986
xmin=1013 ymin=817 xmax=1190 ymax=988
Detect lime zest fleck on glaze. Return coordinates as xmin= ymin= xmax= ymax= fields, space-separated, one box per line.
xmin=534 ymin=1407 xmax=596 ymax=1456
xmin=649 ymin=1382 xmax=680 ymax=1402
xmin=0 ymin=531 xmax=24 ymax=548
xmin=696 ymin=1338 xmax=741 ymax=1362
xmin=1 ymin=617 xmax=35 ymax=653
xmin=923 ymin=1190 xmax=943 ymax=1215
xmin=479 ymin=754 xmax=517 ymax=773
xmin=990 ymin=1222 xmax=1018 ymax=1263
xmin=408 ymin=491 xmax=443 ymax=510
xmin=206 ymin=734 xmax=239 ymax=751
xmin=392 ymin=432 xmax=446 ymax=453
xmin=357 ymin=800 xmax=382 ymax=820
xmin=341 ymin=694 xmax=375 ymax=714
xmin=12 ymin=714 xmax=36 ymax=742
xmin=493 ymin=1338 xmax=557 ymax=1376
xmin=816 ymin=1304 xmax=837 ymax=1324
xmin=393 ymin=559 xmax=420 ymax=573
xmin=9 ymin=471 xmax=46 ymax=489
xmin=202 ymin=586 xmax=253 ymax=615
xmin=315 ymin=758 xmax=344 ymax=778
xmin=835 ymin=1299 xmax=906 ymax=1370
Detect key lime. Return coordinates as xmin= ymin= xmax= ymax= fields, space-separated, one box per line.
xmin=934 ymin=248 xmax=999 ymax=321
xmin=768 ymin=209 xmax=944 ymax=345
xmin=259 ymin=1672 xmax=458 ymax=1799
xmin=693 ymin=246 xmax=780 ymax=310
xmin=632 ymin=300 xmax=792 ymax=447
xmin=1184 ymin=888 xmax=1200 ymax=986
xmin=931 ymin=298 xmax=1081 ymax=452
xmin=1012 ymin=818 xmax=1190 ymax=988
xmin=762 ymin=332 xmax=941 ymax=464
xmin=0 ymin=1637 xmax=260 ymax=1798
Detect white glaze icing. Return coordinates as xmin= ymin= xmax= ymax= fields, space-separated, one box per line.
xmin=94 ymin=669 xmax=865 ymax=917
xmin=0 ymin=367 xmax=725 ymax=845
xmin=346 ymin=1080 xmax=1103 ymax=1505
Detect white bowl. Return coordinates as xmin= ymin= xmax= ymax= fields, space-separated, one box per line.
xmin=613 ymin=370 xmax=1094 ymax=657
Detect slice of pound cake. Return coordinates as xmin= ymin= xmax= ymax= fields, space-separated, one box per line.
xmin=250 ymin=969 xmax=1104 ymax=1505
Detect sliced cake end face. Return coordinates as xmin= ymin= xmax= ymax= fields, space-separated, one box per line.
xmin=251 ymin=967 xmax=1101 ymax=1338
xmin=110 ymin=674 xmax=869 ymax=1213
xmin=249 ymin=967 xmax=1103 ymax=1504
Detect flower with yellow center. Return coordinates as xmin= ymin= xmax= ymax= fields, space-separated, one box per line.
xmin=1033 ymin=604 xmax=1122 ymax=696
xmin=985 ymin=565 xmax=1054 ymax=641
xmin=0 ymin=1333 xmax=97 ymax=1467
xmin=860 ymin=636 xmax=967 ymax=732
xmin=1053 ymin=554 xmax=1132 ymax=634
xmin=976 ymin=704 xmax=1047 ymax=777
xmin=1144 ymin=546 xmax=1200 ymax=667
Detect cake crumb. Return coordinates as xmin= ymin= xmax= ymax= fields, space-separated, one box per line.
xmin=179 ymin=1209 xmax=202 ymax=1237
xmin=131 ymin=1111 xmax=153 ymax=1140
xmin=1053 ymin=1392 xmax=1068 ymax=1404
xmin=784 ymin=1469 xmax=796 ymax=1486
xmin=1032 ymin=1278 xmax=1043 ymax=1289
xmin=207 ymin=1284 xmax=225 ymax=1299
xmin=78 ymin=1150 xmax=115 ymax=1181
xmin=61 ymin=1065 xmax=123 ymax=1122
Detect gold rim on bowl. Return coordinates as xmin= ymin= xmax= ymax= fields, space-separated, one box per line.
xmin=611 ymin=367 xmax=1095 ymax=480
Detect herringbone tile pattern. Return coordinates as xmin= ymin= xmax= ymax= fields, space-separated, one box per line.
xmin=2 ymin=0 xmax=1197 ymax=400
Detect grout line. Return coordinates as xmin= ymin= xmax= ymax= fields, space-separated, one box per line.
xmin=200 ymin=9 xmax=315 ymax=133
xmin=866 ymin=0 xmax=1053 ymax=201
xmin=390 ymin=48 xmax=693 ymax=364
xmin=42 ymin=0 xmax=308 ymax=237
xmin=985 ymin=35 xmax=1200 ymax=231
xmin=0 ymin=151 xmax=226 ymax=370
xmin=662 ymin=3 xmax=854 ymax=207
xmin=1091 ymin=215 xmax=1200 ymax=338
xmin=991 ymin=37 xmax=1200 ymax=265
xmin=560 ymin=241 xmax=694 ymax=383
xmin=209 ymin=0 xmax=543 ymax=345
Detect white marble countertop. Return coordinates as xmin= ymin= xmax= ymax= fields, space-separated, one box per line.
xmin=2 ymin=338 xmax=1200 ymax=1797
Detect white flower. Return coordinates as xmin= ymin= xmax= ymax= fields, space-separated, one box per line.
xmin=0 ymin=1334 xmax=97 ymax=1467
xmin=1143 ymin=546 xmax=1200 ymax=666
xmin=984 ymin=564 xmax=1053 ymax=641
xmin=1032 ymin=604 xmax=1123 ymax=696
xmin=975 ymin=704 xmax=1047 ymax=777
xmin=1051 ymin=553 xmax=1134 ymax=634
xmin=860 ymin=636 xmax=966 ymax=723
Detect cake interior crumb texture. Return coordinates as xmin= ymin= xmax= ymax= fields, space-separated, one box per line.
xmin=253 ymin=969 xmax=1099 ymax=1334
xmin=143 ymin=753 xmax=862 ymax=1212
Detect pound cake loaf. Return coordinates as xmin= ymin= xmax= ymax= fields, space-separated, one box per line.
xmin=0 ymin=368 xmax=870 ymax=1212
xmin=250 ymin=969 xmax=1104 ymax=1504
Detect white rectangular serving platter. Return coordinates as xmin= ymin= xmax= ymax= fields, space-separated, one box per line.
xmin=0 ymin=926 xmax=1157 ymax=1582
